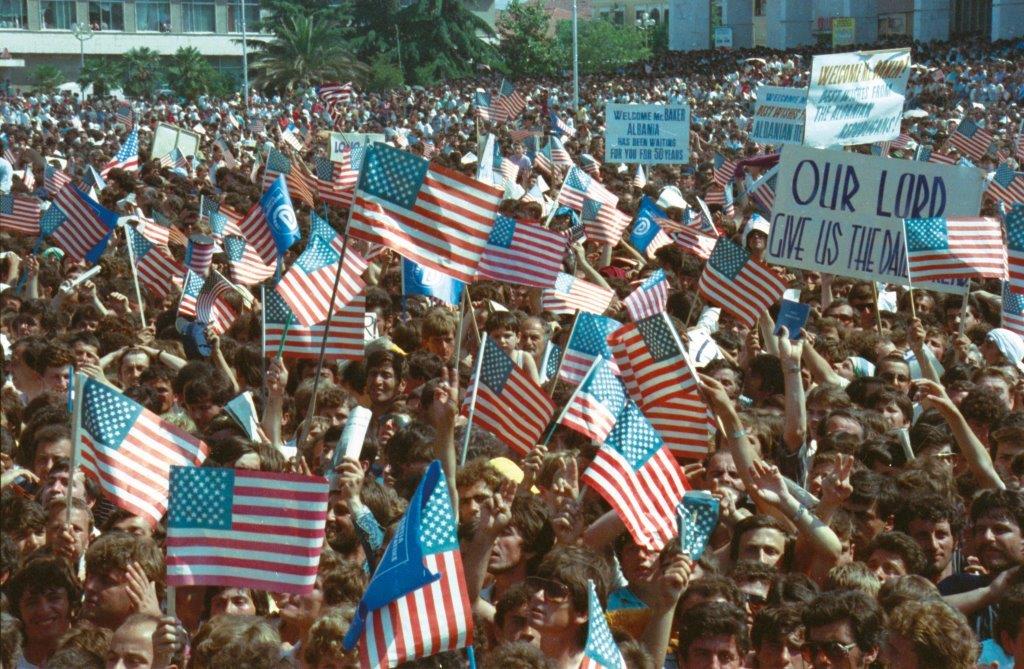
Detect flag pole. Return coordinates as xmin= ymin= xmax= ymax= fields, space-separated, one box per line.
xmin=453 ymin=288 xmax=469 ymax=371
xmin=870 ymin=282 xmax=884 ymax=335
xmin=66 ymin=371 xmax=84 ymax=525
xmin=543 ymin=181 xmax=566 ymax=227
xmin=901 ymin=223 xmax=918 ymax=322
xmin=122 ymin=225 xmax=148 ymax=329
xmin=460 ymin=333 xmax=488 ymax=466
xmin=957 ymin=281 xmax=971 ymax=338
xmin=545 ymin=311 xmax=580 ymax=397
xmin=260 ymin=285 xmax=268 ymax=409
xmin=465 ymin=286 xmax=481 ymax=344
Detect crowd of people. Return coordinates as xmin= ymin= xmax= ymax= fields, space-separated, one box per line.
xmin=0 ymin=31 xmax=1023 ymax=669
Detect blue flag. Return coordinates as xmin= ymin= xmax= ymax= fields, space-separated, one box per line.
xmin=402 ymin=258 xmax=464 ymax=306
xmin=630 ymin=196 xmax=668 ymax=252
xmin=259 ymin=174 xmax=301 ymax=257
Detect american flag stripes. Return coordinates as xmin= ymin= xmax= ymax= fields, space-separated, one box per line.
xmin=264 ymin=290 xmax=367 ymax=361
xmin=125 ymin=226 xmax=185 ymax=298
xmin=345 ymin=461 xmax=472 ymax=669
xmin=1002 ymin=281 xmax=1024 ymax=336
xmin=581 ymin=399 xmax=689 ymax=551
xmin=669 ymin=225 xmax=718 ymax=261
xmin=262 ymin=148 xmax=317 ymax=207
xmin=319 ymin=81 xmax=354 ymax=116
xmin=159 ymin=147 xmax=188 ymax=170
xmin=903 ymin=216 xmax=1006 ymax=284
xmin=44 ymin=165 xmax=71 ymax=195
xmin=477 ymin=215 xmax=566 ymax=287
xmin=101 ymin=128 xmax=140 ymax=176
xmin=166 ymin=467 xmax=328 ymax=595
xmin=0 ymin=194 xmax=41 ymax=236
xmin=463 ymin=337 xmax=553 ymax=457
xmin=275 ymin=236 xmax=367 ymax=326
xmin=542 ymin=272 xmax=615 ymax=316
xmin=713 ymin=153 xmax=738 ymax=187
xmin=50 ymin=185 xmax=116 ymax=263
xmin=550 ymin=111 xmax=576 ymax=139
xmin=474 ymin=80 xmax=525 ymax=123
xmin=581 ymin=580 xmax=626 ymax=669
xmin=115 ymin=103 xmax=134 ymax=128
xmin=224 ymin=236 xmax=276 ymax=286
xmin=195 ymin=271 xmax=238 ymax=336
xmin=548 ymin=137 xmax=574 ymax=169
xmin=1016 ymin=121 xmax=1024 ymax=163
xmin=623 ymin=269 xmax=669 ymax=321
xmin=560 ymin=358 xmax=628 ymax=442
xmin=948 ymin=118 xmax=993 ymax=161
xmin=558 ymin=166 xmax=618 ymax=211
xmin=1006 ymin=205 xmax=1024 ymax=294
xmin=76 ymin=376 xmax=208 ymax=527
xmin=136 ymin=211 xmax=188 ymax=248
xmin=313 ymin=154 xmax=356 ymax=207
xmin=239 ymin=174 xmax=301 ymax=265
xmin=698 ymin=237 xmax=785 ymax=328
xmin=497 ymin=79 xmax=526 ymax=120
xmin=349 ymin=142 xmax=501 ymax=284
xmin=988 ymin=163 xmax=1024 ymax=206
xmin=185 ymin=235 xmax=216 ymax=276
xmin=580 ymin=153 xmax=602 ymax=179
xmin=559 ymin=312 xmax=621 ymax=385
xmin=178 ymin=271 xmax=204 ymax=319
xmin=747 ymin=165 xmax=778 ymax=214
xmin=581 ymin=198 xmax=631 ymax=245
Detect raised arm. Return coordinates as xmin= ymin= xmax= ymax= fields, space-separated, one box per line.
xmin=777 ymin=327 xmax=806 ymax=453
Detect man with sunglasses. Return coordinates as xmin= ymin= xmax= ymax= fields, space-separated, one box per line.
xmin=800 ymin=590 xmax=883 ymax=669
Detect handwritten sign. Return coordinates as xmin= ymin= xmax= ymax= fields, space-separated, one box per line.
xmin=752 ymin=85 xmax=806 ymax=146
xmin=767 ymin=144 xmax=985 ymax=287
xmin=804 ymin=47 xmax=911 ymax=147
xmin=329 ymin=132 xmax=385 ymax=163
xmin=604 ymin=103 xmax=690 ymax=165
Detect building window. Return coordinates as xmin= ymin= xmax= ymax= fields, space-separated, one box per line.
xmin=227 ymin=0 xmax=260 ymax=33
xmin=182 ymin=0 xmax=215 ymax=32
xmin=40 ymin=0 xmax=75 ymax=29
xmin=612 ymin=9 xmax=623 ymax=25
xmin=89 ymin=1 xmax=123 ymax=30
xmin=0 ymin=0 xmax=27 ymax=28
xmin=754 ymin=0 xmax=766 ymax=17
xmin=136 ymin=0 xmax=169 ymax=31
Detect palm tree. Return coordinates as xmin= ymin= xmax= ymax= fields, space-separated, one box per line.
xmin=32 ymin=65 xmax=64 ymax=93
xmin=79 ymin=56 xmax=121 ymax=97
xmin=120 ymin=47 xmax=164 ymax=99
xmin=166 ymin=46 xmax=220 ymax=101
xmin=249 ymin=12 xmax=366 ymax=94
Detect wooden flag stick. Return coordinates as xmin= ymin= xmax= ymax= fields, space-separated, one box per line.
xmin=122 ymin=225 xmax=148 ymax=329
xmin=460 ymin=334 xmax=488 ymax=466
xmin=957 ymin=283 xmax=971 ymax=338
xmin=541 ymin=356 xmax=599 ymax=447
xmin=66 ymin=371 xmax=84 ymax=525
xmin=453 ymin=289 xmax=469 ymax=371
xmin=870 ymin=282 xmax=884 ymax=335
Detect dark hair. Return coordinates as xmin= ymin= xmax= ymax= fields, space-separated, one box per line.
xmin=767 ymin=572 xmax=819 ymax=607
xmin=1 ymin=494 xmax=45 ymax=535
xmin=970 ymin=488 xmax=1024 ymax=532
xmin=676 ymin=601 xmax=748 ymax=657
xmin=534 ymin=545 xmax=611 ymax=613
xmin=494 ymin=582 xmax=533 ymax=629
xmin=406 ymin=350 xmax=444 ymax=383
xmin=484 ymin=311 xmax=519 ymax=334
xmin=848 ymin=470 xmax=899 ymax=519
xmin=802 ymin=590 xmax=883 ymax=652
xmin=893 ymin=491 xmax=964 ymax=538
xmin=681 ymin=575 xmax=743 ymax=609
xmin=366 ymin=348 xmax=405 ymax=385
xmin=730 ymin=559 xmax=777 ymax=585
xmin=866 ymin=531 xmax=927 ymax=576
xmin=749 ymin=354 xmax=784 ymax=395
xmin=959 ymin=387 xmax=1010 ymax=427
xmin=17 ymin=422 xmax=70 ymax=470
xmin=509 ymin=494 xmax=554 ymax=574
xmin=729 ymin=514 xmax=791 ymax=565
xmin=6 ymin=557 xmax=82 ymax=622
xmin=383 ymin=422 xmax=435 ymax=468
xmin=994 ymin=583 xmax=1024 ymax=643
xmin=751 ymin=605 xmax=803 ymax=649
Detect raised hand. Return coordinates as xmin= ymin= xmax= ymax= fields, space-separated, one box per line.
xmin=333 ymin=458 xmax=365 ymax=502
xmin=820 ymin=454 xmax=854 ymax=507
xmin=426 ymin=365 xmax=459 ymax=430
xmin=521 ymin=443 xmax=548 ymax=492
xmin=913 ymin=378 xmax=956 ymax=414
xmin=266 ymin=356 xmax=288 ymax=397
xmin=747 ymin=459 xmax=790 ymax=508
xmin=649 ymin=553 xmax=694 ymax=611
xmin=124 ymin=561 xmax=161 ymax=616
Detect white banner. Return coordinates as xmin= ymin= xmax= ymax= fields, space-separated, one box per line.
xmin=804 ymin=47 xmax=911 ymax=148
xmin=329 ymin=132 xmax=386 ymax=163
xmin=767 ymin=145 xmax=985 ymax=287
xmin=604 ymin=103 xmax=690 ymax=165
xmin=751 ymin=85 xmax=807 ymax=146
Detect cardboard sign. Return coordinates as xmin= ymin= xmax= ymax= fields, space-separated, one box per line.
xmin=329 ymin=132 xmax=385 ymax=163
xmin=604 ymin=103 xmax=690 ymax=165
xmin=752 ymin=85 xmax=807 ymax=146
xmin=151 ymin=123 xmax=200 ymax=161
xmin=804 ymin=47 xmax=911 ymax=147
xmin=767 ymin=144 xmax=985 ymax=286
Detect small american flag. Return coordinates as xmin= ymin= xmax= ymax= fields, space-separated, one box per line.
xmin=559 ymin=312 xmax=621 ymax=385
xmin=312 ymin=154 xmax=354 ymax=208
xmin=623 ymin=269 xmax=668 ymax=321
xmin=477 ymin=215 xmax=566 ymax=287
xmin=224 ymin=236 xmax=276 ymax=286
xmin=581 ymin=580 xmax=626 ymax=669
xmin=185 ymin=235 xmax=216 ymax=277
xmin=497 ymin=79 xmax=526 ymax=120
xmin=349 ymin=142 xmax=501 ymax=284
xmin=713 ymin=153 xmax=738 ymax=187
xmin=1007 ymin=205 xmax=1024 ymax=294
xmin=239 ymin=174 xmax=301 ymax=265
xmin=50 ymin=185 xmax=116 ymax=262
xmin=669 ymin=225 xmax=718 ymax=261
xmin=276 ymin=236 xmax=367 ymax=326
xmin=136 ymin=211 xmax=188 ymax=248
xmin=319 ymin=81 xmax=353 ymax=116
xmin=76 ymin=376 xmax=208 ymax=527
xmin=548 ymin=136 xmax=574 ymax=169
xmin=581 ymin=399 xmax=689 ymax=551
xmin=101 ymin=129 xmax=140 ymax=176
xmin=264 ymin=289 xmax=367 ymax=361
xmin=580 ymin=153 xmax=602 ymax=179
xmin=126 ymin=226 xmax=185 ymax=298
xmin=178 ymin=270 xmax=204 ymax=319
xmin=903 ymin=216 xmax=1006 ymax=284
xmin=581 ymin=198 xmax=631 ymax=245
xmin=463 ymin=337 xmax=553 ymax=457
xmin=558 ymin=166 xmax=618 ymax=211
xmin=987 ymin=162 xmax=1024 ymax=206
xmin=166 ymin=466 xmax=328 ymax=595
xmin=0 ymin=194 xmax=41 ymax=236
xmin=195 ymin=271 xmax=238 ymax=336
xmin=115 ymin=103 xmax=134 ymax=128
xmin=698 ymin=237 xmax=785 ymax=328
xmin=44 ymin=165 xmax=72 ymax=195
xmin=1015 ymin=120 xmax=1024 ymax=163
xmin=948 ymin=118 xmax=993 ymax=161
xmin=159 ymin=147 xmax=188 ymax=170
xmin=475 ymin=91 xmax=507 ymax=123
xmin=208 ymin=207 xmax=245 ymax=240
xmin=561 ymin=358 xmax=627 ymax=442
xmin=746 ymin=165 xmax=778 ymax=214
xmin=542 ymin=272 xmax=615 ymax=316
xmin=549 ymin=111 xmax=576 ymax=139
xmin=533 ymin=143 xmax=555 ymax=175
xmin=262 ymin=148 xmax=317 ymax=207
xmin=633 ymin=164 xmax=647 ymax=189
xmin=1002 ymin=281 xmax=1024 ymax=336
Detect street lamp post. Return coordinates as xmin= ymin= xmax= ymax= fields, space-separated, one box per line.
xmin=72 ymin=22 xmax=93 ymax=81
xmin=240 ymin=0 xmax=250 ymax=107
xmin=636 ymin=12 xmax=655 ymax=51
xmin=572 ymin=0 xmax=579 ymax=110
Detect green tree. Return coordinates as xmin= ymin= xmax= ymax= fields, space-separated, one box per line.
xmin=555 ymin=18 xmax=650 ymax=74
xmin=79 ymin=57 xmax=121 ymax=97
xmin=363 ymin=53 xmax=405 ymax=92
xmin=166 ymin=47 xmax=221 ymax=101
xmin=496 ymin=0 xmax=559 ymax=78
xmin=32 ymin=65 xmax=64 ymax=93
xmin=119 ymin=47 xmax=164 ymax=98
xmin=249 ymin=12 xmax=366 ymax=94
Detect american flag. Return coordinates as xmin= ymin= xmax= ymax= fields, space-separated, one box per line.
xmin=276 ymin=236 xmax=367 ymax=326
xmin=746 ymin=165 xmax=778 ymax=214
xmin=581 ymin=399 xmax=689 ymax=551
xmin=178 ymin=270 xmax=204 ymax=319
xmin=497 ymin=156 xmax=520 ymax=185
xmin=136 ymin=211 xmax=188 ymax=248
xmin=542 ymin=272 xmax=615 ymax=316
xmin=1002 ymin=281 xmax=1024 ymax=336
xmin=559 ymin=312 xmax=621 ymax=386
xmin=344 ymin=461 xmax=472 ymax=669
xmin=262 ymin=148 xmax=317 ymax=207
xmin=18 ymin=167 xmax=34 ymax=190
xmin=713 ymin=153 xmax=738 ymax=187
xmin=319 ymin=81 xmax=353 ymax=116
xmin=1015 ymin=121 xmax=1024 ymax=163
xmin=166 ymin=466 xmax=328 ymax=595
xmin=669 ymin=225 xmax=718 ymax=261
xmin=185 ymin=235 xmax=216 ymax=276
xmin=115 ymin=103 xmax=134 ymax=128
xmin=698 ymin=237 xmax=785 ymax=328
xmin=561 ymin=358 xmax=628 ymax=442
xmin=580 ymin=153 xmax=601 ymax=179
xmin=623 ymin=269 xmax=668 ymax=321
xmin=0 ymin=194 xmax=41 ymax=236
xmin=208 ymin=207 xmax=245 ymax=241
xmin=101 ymin=129 xmax=140 ymax=176
xmin=474 ymin=91 xmax=509 ymax=123
xmin=549 ymin=111 xmax=576 ymax=139
xmin=548 ymin=137 xmax=574 ymax=169
xmin=224 ymin=235 xmax=276 ymax=286
xmin=948 ymin=118 xmax=993 ymax=161
xmin=558 ymin=166 xmax=618 ymax=211
xmin=50 ymin=185 xmax=116 ymax=262
xmin=988 ymin=162 xmax=1024 ymax=206
xmin=581 ymin=580 xmax=626 ymax=669
xmin=1007 ymin=205 xmax=1024 ymax=294
xmin=195 ymin=271 xmax=238 ymax=336
xmin=199 ymin=194 xmax=220 ymax=223
xmin=903 ymin=216 xmax=1006 ymax=284
xmin=76 ymin=376 xmax=208 ymax=527
xmin=533 ymin=143 xmax=555 ymax=176
xmin=477 ymin=215 xmax=566 ymax=287
xmin=313 ymin=154 xmax=355 ymax=208
xmin=463 ymin=337 xmax=553 ymax=457
xmin=581 ymin=198 xmax=631 ymax=245
xmin=44 ymin=165 xmax=72 ymax=195
xmin=264 ymin=289 xmax=367 ymax=361
xmin=349 ymin=142 xmax=501 ymax=284
xmin=496 ymin=79 xmax=526 ymax=120
xmin=125 ymin=226 xmax=185 ymax=298
xmin=872 ymin=133 xmax=913 ymax=157
xmin=239 ymin=174 xmax=301 ymax=265
xmin=159 ymin=147 xmax=188 ymax=170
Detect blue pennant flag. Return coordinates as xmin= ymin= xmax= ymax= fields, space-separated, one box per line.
xmin=630 ymin=196 xmax=668 ymax=253
xmin=259 ymin=174 xmax=301 ymax=257
xmin=402 ymin=258 xmax=464 ymax=306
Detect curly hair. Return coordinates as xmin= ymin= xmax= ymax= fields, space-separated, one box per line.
xmin=190 ymin=615 xmax=282 ymax=669
xmin=303 ymin=607 xmax=359 ymax=668
xmin=887 ymin=600 xmax=978 ymax=669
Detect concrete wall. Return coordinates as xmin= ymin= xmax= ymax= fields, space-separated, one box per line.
xmin=913 ymin=0 xmax=950 ymax=41
xmin=721 ymin=0 xmax=753 ymax=48
xmin=668 ymin=0 xmax=710 ymax=51
xmin=765 ymin=0 xmax=813 ymax=49
xmin=991 ymin=0 xmax=1024 ymax=39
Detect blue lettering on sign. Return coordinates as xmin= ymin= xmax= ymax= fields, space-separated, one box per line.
xmin=814 ymin=220 xmax=842 ymax=266
xmin=876 ymin=171 xmax=947 ymax=219
xmin=768 ymin=213 xmax=808 ymax=261
xmin=791 ymin=160 xmax=859 ymax=212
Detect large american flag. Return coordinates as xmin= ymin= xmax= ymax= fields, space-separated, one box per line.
xmin=698 ymin=237 xmax=785 ymax=328
xmin=76 ymin=376 xmax=208 ymax=527
xmin=948 ymin=118 xmax=993 ymax=161
xmin=50 ymin=185 xmax=115 ymax=262
xmin=903 ymin=216 xmax=1006 ymax=284
xmin=1002 ymin=281 xmax=1024 ymax=336
xmin=558 ymin=166 xmax=618 ymax=211
xmin=581 ymin=198 xmax=631 ymax=245
xmin=559 ymin=312 xmax=621 ymax=386
xmin=477 ymin=215 xmax=566 ymax=287
xmin=463 ymin=337 xmax=554 ymax=457
xmin=349 ymin=142 xmax=501 ymax=284
xmin=44 ymin=165 xmax=72 ymax=195
xmin=346 ymin=461 xmax=472 ymax=669
xmin=988 ymin=163 xmax=1024 ymax=206
xmin=542 ymin=272 xmax=615 ymax=316
xmin=0 ymin=194 xmax=40 ymax=236
xmin=1007 ymin=205 xmax=1024 ymax=294
xmin=581 ymin=399 xmax=689 ymax=551
xmin=561 ymin=358 xmax=627 ymax=442
xmin=264 ymin=289 xmax=367 ymax=361
xmin=195 ymin=271 xmax=238 ymax=336
xmin=276 ymin=236 xmax=367 ymax=326
xmin=262 ymin=148 xmax=317 ymax=207
xmin=581 ymin=581 xmax=626 ymax=669
xmin=101 ymin=128 xmax=140 ymax=176
xmin=623 ymin=269 xmax=669 ymax=321
xmin=166 ymin=466 xmax=328 ymax=595
xmin=125 ymin=226 xmax=185 ymax=298
xmin=224 ymin=235 xmax=276 ymax=286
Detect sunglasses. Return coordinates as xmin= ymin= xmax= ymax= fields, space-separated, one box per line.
xmin=801 ymin=640 xmax=858 ymax=661
xmin=525 ymin=576 xmax=570 ymax=603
